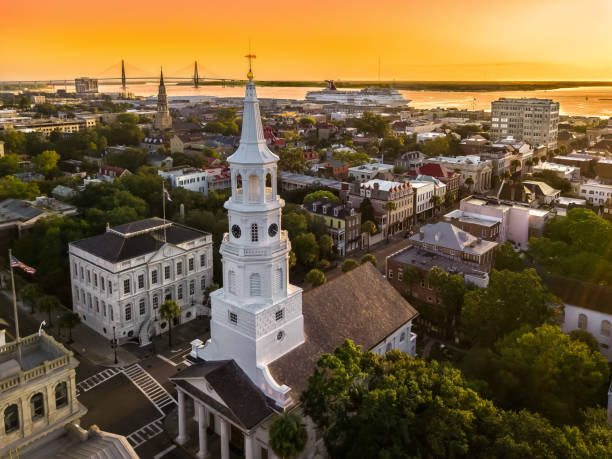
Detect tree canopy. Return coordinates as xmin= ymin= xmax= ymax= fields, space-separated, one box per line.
xmin=300 ymin=340 xmax=612 ymax=459
xmin=461 ymin=269 xmax=560 ymax=346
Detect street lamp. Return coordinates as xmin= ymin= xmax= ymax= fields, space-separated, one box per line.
xmin=112 ymin=326 xmax=118 ymax=365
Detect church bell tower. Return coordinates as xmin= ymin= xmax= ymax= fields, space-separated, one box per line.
xmin=194 ymin=65 xmax=304 ymax=395
xmin=153 ymin=68 xmax=172 ymax=131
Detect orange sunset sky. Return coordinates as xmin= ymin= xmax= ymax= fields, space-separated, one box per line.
xmin=2 ymin=0 xmax=611 ymax=81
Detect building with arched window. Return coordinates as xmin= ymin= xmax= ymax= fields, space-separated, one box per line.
xmin=551 ymin=276 xmax=612 ymax=361
xmin=0 ymin=331 xmax=137 ymax=457
xmin=69 ymin=217 xmax=213 ymax=346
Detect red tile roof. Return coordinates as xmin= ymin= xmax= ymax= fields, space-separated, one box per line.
xmin=417 ymin=163 xmax=456 ymax=179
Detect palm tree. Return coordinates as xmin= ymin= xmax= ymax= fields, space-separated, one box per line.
xmin=444 ymin=190 xmax=455 ymax=208
xmin=269 ymin=411 xmax=308 ymax=459
xmin=159 ymin=300 xmax=181 ymax=347
xmin=464 ymin=176 xmax=474 ymax=193
xmin=429 ymin=194 xmax=442 ymax=216
xmin=361 ymin=220 xmax=377 ymax=250
xmin=36 ymin=295 xmax=59 ymax=327
xmin=59 ymin=312 xmax=80 ymax=343
xmin=22 ymin=283 xmax=42 ymax=314
xmin=383 ymin=201 xmax=397 ymax=241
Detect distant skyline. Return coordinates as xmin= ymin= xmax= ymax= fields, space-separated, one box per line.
xmin=2 ymin=0 xmax=611 ymax=82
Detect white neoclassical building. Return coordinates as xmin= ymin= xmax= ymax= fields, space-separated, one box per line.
xmin=170 ymin=73 xmax=419 ymax=459
xmin=68 ymin=218 xmax=213 ymax=344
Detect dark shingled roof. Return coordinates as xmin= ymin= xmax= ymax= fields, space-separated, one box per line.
xmin=268 ymin=262 xmax=419 ymax=394
xmin=542 ymin=274 xmax=612 ymax=315
xmin=71 ymin=218 xmax=207 ymax=263
xmin=171 ymin=360 xmax=275 ymax=430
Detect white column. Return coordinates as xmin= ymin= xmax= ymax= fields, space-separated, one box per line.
xmin=220 ymin=418 xmax=229 ymax=459
xmin=197 ymin=403 xmax=208 ymax=459
xmin=176 ymin=389 xmax=187 ymax=445
xmin=244 ymin=433 xmax=254 ymax=459
xmin=193 ymin=398 xmax=198 ymax=421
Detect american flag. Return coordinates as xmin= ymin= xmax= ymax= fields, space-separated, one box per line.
xmin=10 ymin=256 xmax=36 ymax=274
xmin=163 ymin=187 xmax=172 ymax=202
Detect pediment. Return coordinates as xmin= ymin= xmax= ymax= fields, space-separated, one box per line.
xmin=146 ymin=243 xmax=185 ymax=263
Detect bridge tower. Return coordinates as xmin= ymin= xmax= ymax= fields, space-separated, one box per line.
xmin=121 ymin=60 xmax=127 ymax=93
xmin=193 ymin=61 xmax=199 ymax=88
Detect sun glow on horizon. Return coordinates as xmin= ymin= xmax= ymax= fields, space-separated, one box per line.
xmin=2 ymin=0 xmax=611 ymax=82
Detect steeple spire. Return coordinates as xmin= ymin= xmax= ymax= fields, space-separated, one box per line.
xmin=159 ymin=67 xmax=165 ymax=87
xmin=226 ymin=60 xmax=278 ymax=165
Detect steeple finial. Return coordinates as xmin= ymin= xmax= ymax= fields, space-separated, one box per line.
xmin=160 ymin=67 xmax=165 ymax=85
xmin=245 ymin=41 xmax=256 ymax=80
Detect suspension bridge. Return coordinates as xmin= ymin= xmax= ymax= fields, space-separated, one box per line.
xmin=0 ymin=60 xmax=243 ymax=88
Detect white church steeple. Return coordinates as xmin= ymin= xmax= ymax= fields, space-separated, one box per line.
xmin=191 ymin=64 xmax=304 ymax=408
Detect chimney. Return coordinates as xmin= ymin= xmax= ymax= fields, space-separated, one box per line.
xmin=180 ymin=203 xmax=185 ymax=218
xmin=419 ymin=231 xmax=424 ymax=240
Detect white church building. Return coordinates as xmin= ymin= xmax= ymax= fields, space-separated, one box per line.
xmin=170 ymin=71 xmax=419 ymax=459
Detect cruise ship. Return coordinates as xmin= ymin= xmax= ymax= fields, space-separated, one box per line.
xmin=305 ymin=80 xmax=409 ymax=106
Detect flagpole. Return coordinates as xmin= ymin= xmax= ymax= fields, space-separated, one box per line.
xmin=8 ymin=249 xmax=22 ymax=364
xmin=162 ymin=177 xmax=167 ymax=243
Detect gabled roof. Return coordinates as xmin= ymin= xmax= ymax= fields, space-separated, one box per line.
xmin=542 ymin=274 xmax=612 ymax=315
xmin=417 ymin=163 xmax=456 ymax=179
xmin=268 ymin=263 xmax=418 ymax=394
xmin=171 ymin=360 xmax=275 ymax=430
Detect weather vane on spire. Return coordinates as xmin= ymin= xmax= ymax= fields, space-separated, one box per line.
xmin=245 ymin=41 xmax=256 ymax=80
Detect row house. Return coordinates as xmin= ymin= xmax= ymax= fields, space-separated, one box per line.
xmin=303 ymin=200 xmax=361 ymax=256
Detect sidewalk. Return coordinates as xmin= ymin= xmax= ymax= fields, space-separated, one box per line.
xmin=0 ymin=285 xmax=139 ymax=368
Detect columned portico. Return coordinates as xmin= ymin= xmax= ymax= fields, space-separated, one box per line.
xmin=196 ymin=403 xmax=208 ymax=459
xmin=176 ymin=389 xmax=187 ymax=445
xmin=244 ymin=433 xmax=254 ymax=459
xmin=220 ymin=417 xmax=229 ymax=459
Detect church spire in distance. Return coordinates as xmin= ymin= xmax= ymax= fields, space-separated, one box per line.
xmin=153 ymin=67 xmax=172 ymax=130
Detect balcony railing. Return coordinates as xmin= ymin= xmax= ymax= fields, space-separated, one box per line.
xmin=0 ymin=354 xmax=70 ymax=393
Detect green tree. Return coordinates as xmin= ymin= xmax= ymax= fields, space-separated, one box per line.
xmin=354 ymin=111 xmax=390 ymax=137
xmin=22 ymin=283 xmax=42 ymax=314
xmin=479 ymin=325 xmax=610 ymax=426
xmin=203 ymin=282 xmax=220 ymax=308
xmin=0 ymin=129 xmax=27 ymax=155
xmin=32 ymin=150 xmax=60 ymax=177
xmin=461 ymin=269 xmax=560 ymax=346
xmin=59 ymin=311 xmax=80 ymax=343
xmin=299 ymin=117 xmax=316 ymax=126
xmin=361 ymin=220 xmax=376 ymax=250
xmin=159 ymin=299 xmax=181 ymax=347
xmin=36 ymin=294 xmax=59 ymax=326
xmin=443 ymin=190 xmax=455 ymax=207
xmin=318 ymin=234 xmax=334 ymax=260
xmin=402 ymin=265 xmax=423 ymax=297
xmin=360 ymin=253 xmax=377 ymax=267
xmin=494 ymin=241 xmax=524 ymax=272
xmin=305 ymin=268 xmax=326 ymax=287
xmin=278 ymin=147 xmax=306 ymax=173
xmin=570 ymin=329 xmax=601 ymax=353
xmin=105 ymin=148 xmax=149 ymax=172
xmin=300 ymin=339 xmax=612 ymax=459
xmin=292 ymin=232 xmax=319 ymax=267
xmin=341 ymin=258 xmax=359 ymax=273
xmin=429 ymin=194 xmax=442 ymax=215
xmin=427 ymin=266 xmax=467 ymax=327
xmin=359 ymin=198 xmax=375 ymax=225
xmin=464 ymin=176 xmax=475 ymax=192
xmin=269 ymin=411 xmax=308 ymax=459
xmin=421 ymin=135 xmax=451 ymax=157
xmin=0 ymin=176 xmax=41 ymax=200
xmin=303 ymin=190 xmax=339 ymax=204
xmin=0 ymin=154 xmax=20 ymax=177
xmin=383 ymin=201 xmax=397 ymax=241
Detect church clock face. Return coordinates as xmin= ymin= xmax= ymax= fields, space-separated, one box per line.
xmin=231 ymin=224 xmax=241 ymax=239
xmin=268 ymin=223 xmax=279 ymax=237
